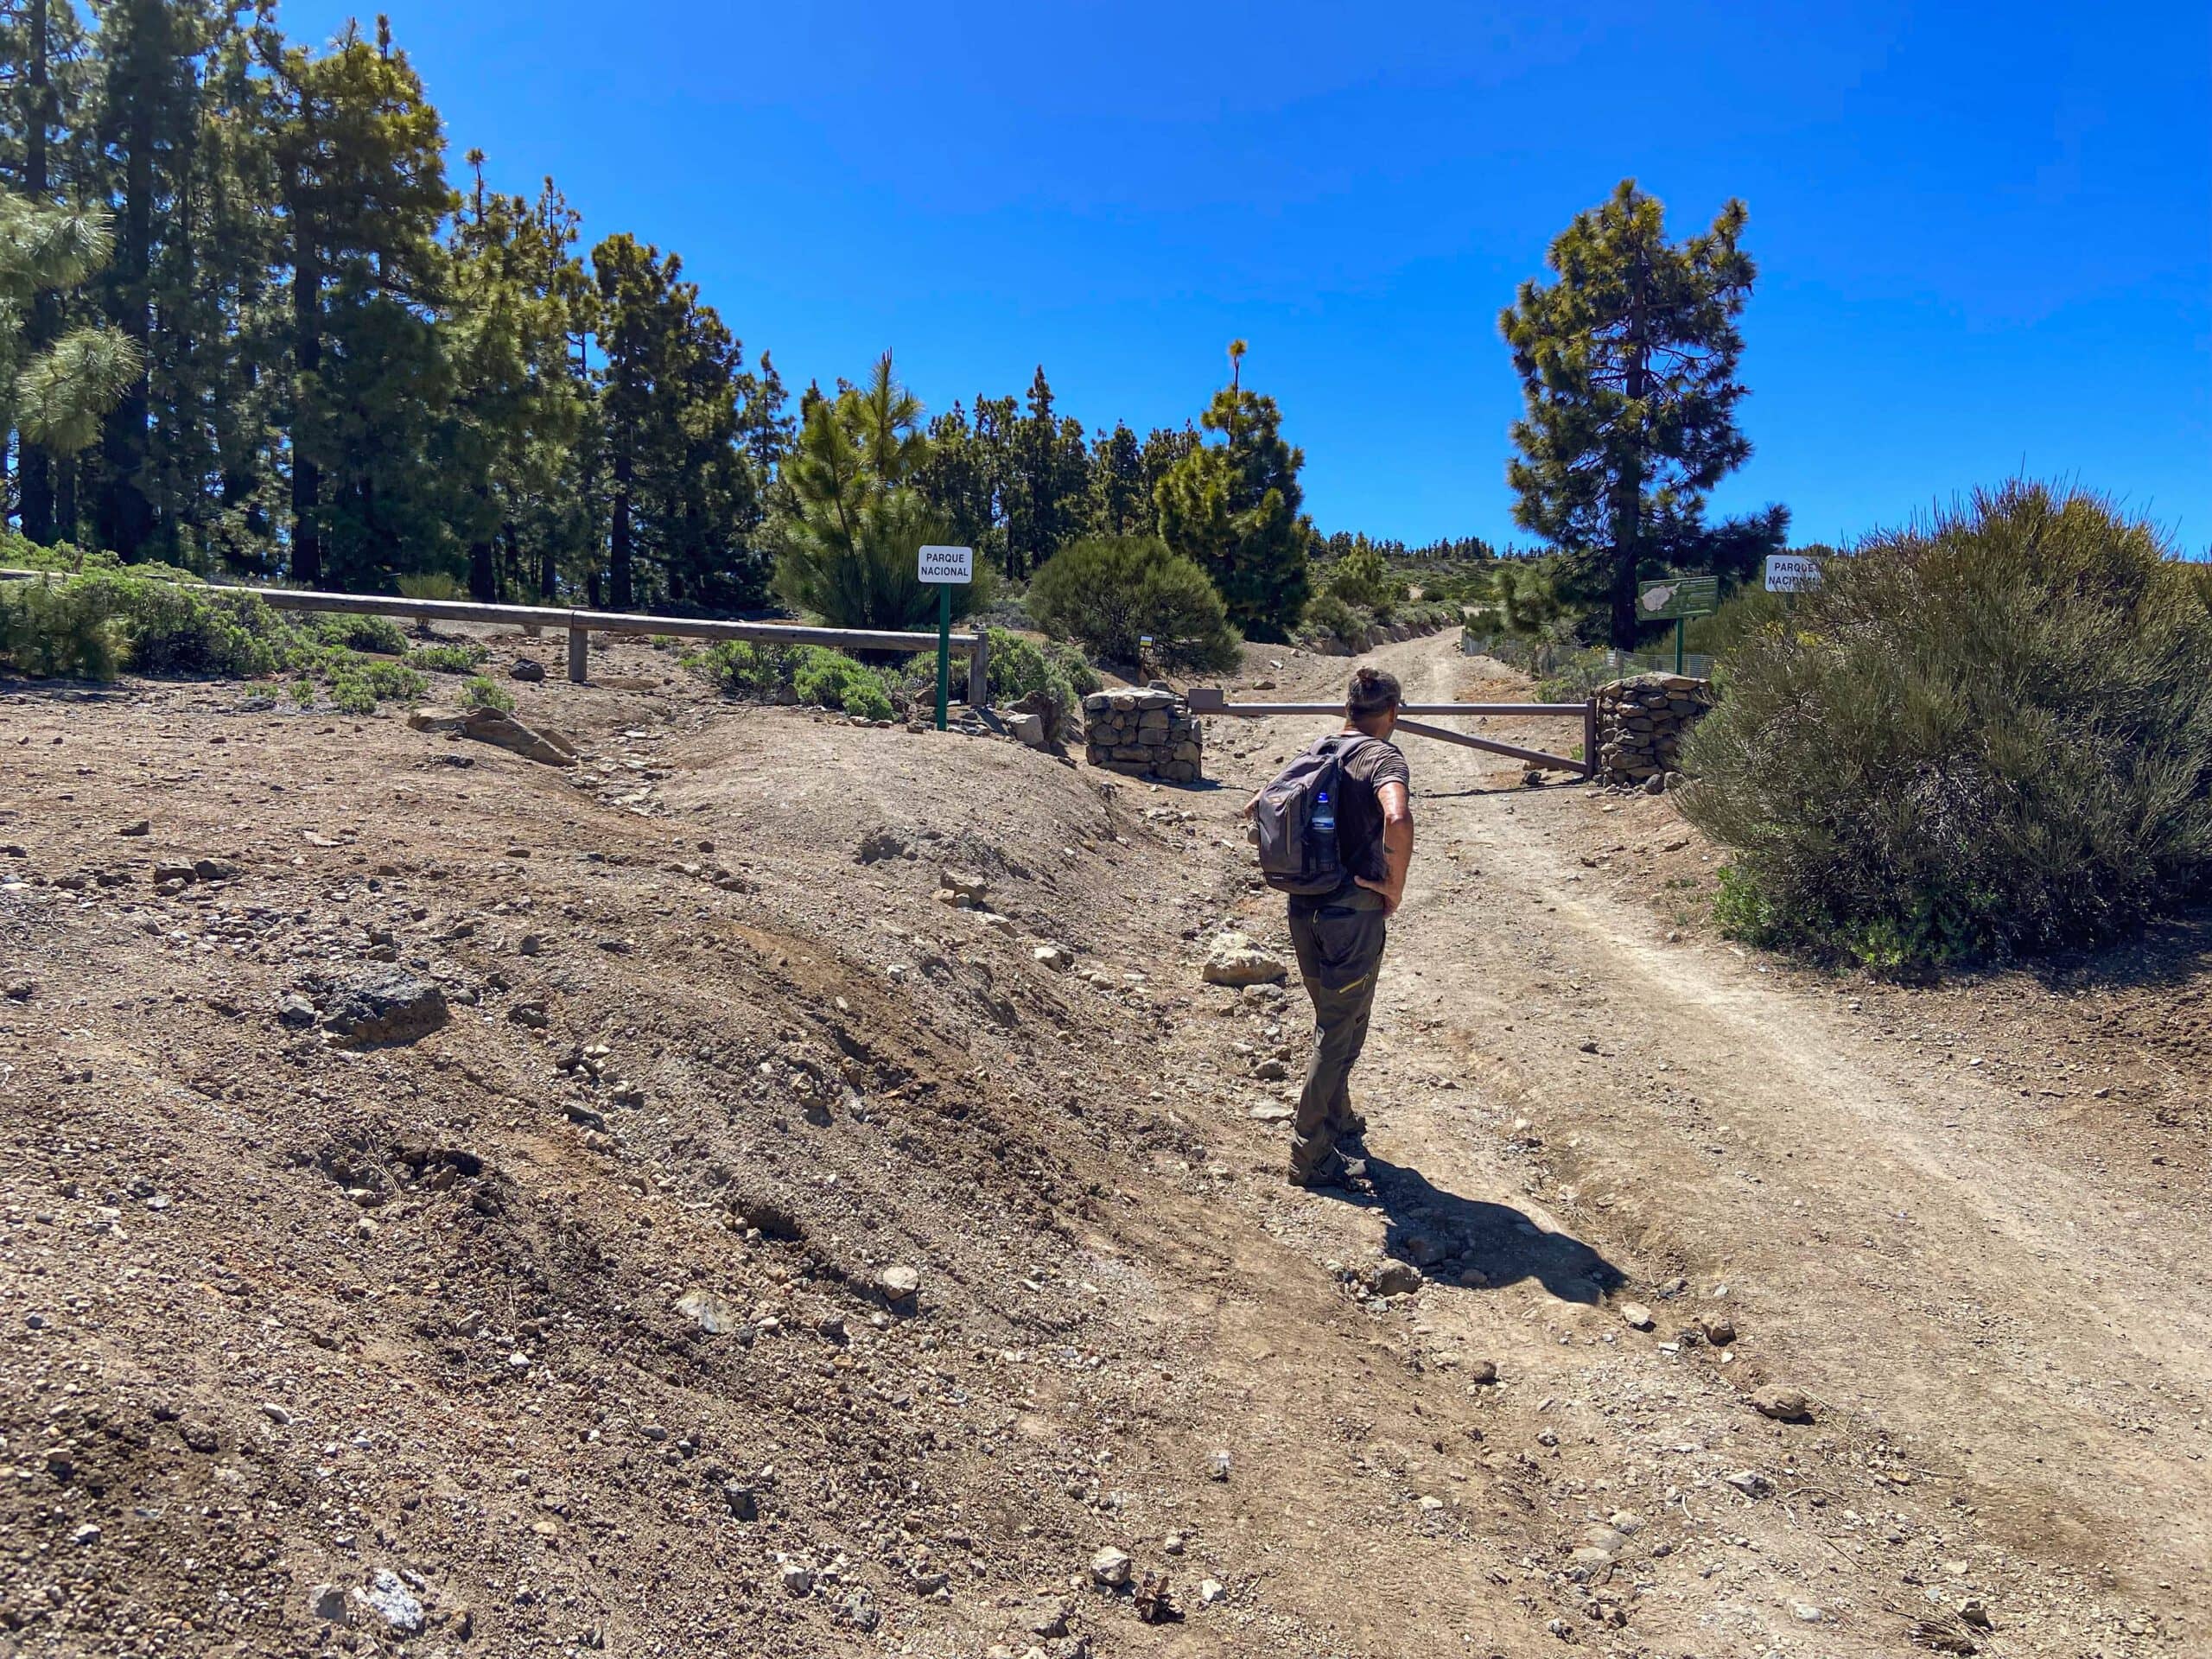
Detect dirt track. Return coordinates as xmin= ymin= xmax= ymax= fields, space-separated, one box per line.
xmin=1 ymin=626 xmax=2205 ymax=1657
xmin=1185 ymin=631 xmax=2210 ymax=1657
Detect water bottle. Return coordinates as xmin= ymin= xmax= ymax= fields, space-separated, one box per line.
xmin=1313 ymin=787 xmax=1335 ymax=849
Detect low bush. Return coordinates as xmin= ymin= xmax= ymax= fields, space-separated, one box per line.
xmin=1298 ymin=592 xmax=1374 ymax=652
xmin=0 ymin=575 xmax=124 ymax=677
xmin=1028 ymin=536 xmax=1240 ymax=672
xmin=395 ymin=572 xmax=468 ymax=602
xmin=984 ymin=628 xmax=1099 ymax=740
xmin=1681 ymin=483 xmax=2212 ymax=968
xmin=459 ymin=675 xmax=514 ymax=713
xmin=1 ymin=570 xmax=289 ymax=679
xmin=303 ymin=613 xmax=411 ymax=655
xmin=410 ymin=641 xmax=489 ymax=674
xmin=1323 ymin=539 xmax=1407 ymax=619
xmin=690 ymin=639 xmax=895 ymax=719
xmin=792 ymin=648 xmax=893 ymax=718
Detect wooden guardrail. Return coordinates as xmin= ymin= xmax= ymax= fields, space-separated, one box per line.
xmin=1186 ymin=686 xmax=1597 ymax=777
xmin=0 ymin=569 xmax=990 ymax=705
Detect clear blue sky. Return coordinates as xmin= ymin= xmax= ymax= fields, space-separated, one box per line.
xmin=286 ymin=0 xmax=2211 ymax=553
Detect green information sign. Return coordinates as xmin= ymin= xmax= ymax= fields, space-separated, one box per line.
xmin=1637 ymin=575 xmax=1718 ymax=676
xmin=1637 ymin=575 xmax=1719 ymax=620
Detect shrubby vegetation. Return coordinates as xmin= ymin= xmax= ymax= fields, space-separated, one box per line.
xmin=983 ymin=628 xmax=1100 ymax=741
xmin=1028 ymin=536 xmax=1239 ymax=672
xmin=689 ymin=640 xmax=897 ymax=721
xmin=410 ymin=641 xmax=490 ymax=674
xmin=1683 ymin=485 xmax=2212 ymax=968
xmin=0 ymin=564 xmax=435 ymax=714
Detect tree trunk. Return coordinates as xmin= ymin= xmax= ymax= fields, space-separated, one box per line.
xmin=1609 ymin=262 xmax=1652 ymax=650
xmin=97 ymin=81 xmax=157 ymax=561
xmin=290 ymin=223 xmax=322 ymax=587
xmin=54 ymin=450 xmax=79 ymax=545
xmin=609 ymin=448 xmax=633 ymax=609
xmin=19 ymin=0 xmax=56 ymax=543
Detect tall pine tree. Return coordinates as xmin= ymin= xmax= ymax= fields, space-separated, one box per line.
xmin=1154 ymin=359 xmax=1312 ymax=640
xmin=264 ymin=15 xmax=454 ymax=588
xmin=1501 ymin=179 xmax=1756 ymax=646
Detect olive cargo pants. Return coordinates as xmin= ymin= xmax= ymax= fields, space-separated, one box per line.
xmin=1286 ymin=884 xmax=1389 ymax=1179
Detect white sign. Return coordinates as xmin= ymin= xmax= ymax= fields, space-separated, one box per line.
xmin=1764 ymin=554 xmax=1823 ymax=592
xmin=918 ymin=544 xmax=973 ymax=584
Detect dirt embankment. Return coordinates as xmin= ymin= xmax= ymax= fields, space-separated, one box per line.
xmin=1 ymin=627 xmax=2207 ymax=1659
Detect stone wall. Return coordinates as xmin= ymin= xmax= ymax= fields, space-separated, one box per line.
xmin=1083 ymin=686 xmax=1204 ymax=784
xmin=1593 ymin=673 xmax=1713 ymax=790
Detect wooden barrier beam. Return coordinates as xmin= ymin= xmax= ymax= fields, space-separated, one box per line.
xmin=0 ymin=569 xmax=988 ymax=695
xmin=1390 ymin=717 xmax=1587 ymax=774
xmin=1187 ymin=688 xmax=1586 ymax=718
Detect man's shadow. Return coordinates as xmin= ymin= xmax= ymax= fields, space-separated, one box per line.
xmin=1344 ymin=1154 xmax=1624 ymax=1304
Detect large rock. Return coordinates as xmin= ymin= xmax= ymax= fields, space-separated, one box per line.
xmin=309 ymin=967 xmax=450 ymax=1046
xmin=408 ymin=705 xmax=578 ymax=766
xmin=1201 ymin=931 xmax=1287 ymax=987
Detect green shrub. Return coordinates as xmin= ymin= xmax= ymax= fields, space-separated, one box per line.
xmin=410 ymin=641 xmax=488 ymax=674
xmin=0 ymin=530 xmax=202 ymax=586
xmin=396 ymin=572 xmax=468 ymax=602
xmin=1028 ymin=535 xmax=1239 ymax=672
xmin=1681 ymin=483 xmax=2212 ymax=967
xmin=791 ymin=647 xmax=893 ymax=716
xmin=692 ymin=640 xmax=805 ymax=696
xmin=459 ymin=675 xmax=514 ymax=712
xmin=304 ymin=613 xmax=410 ymax=655
xmin=841 ymin=676 xmax=893 ymax=721
xmin=1298 ymin=592 xmax=1374 ymax=652
xmin=1324 ymin=539 xmax=1407 ymax=619
xmin=0 ymin=575 xmax=124 ymax=677
xmin=691 ymin=639 xmax=893 ymax=717
xmin=982 ymin=628 xmax=1098 ymax=741
xmin=0 ymin=571 xmax=288 ymax=679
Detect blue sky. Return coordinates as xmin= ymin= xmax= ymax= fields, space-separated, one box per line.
xmin=285 ymin=0 xmax=2211 ymax=552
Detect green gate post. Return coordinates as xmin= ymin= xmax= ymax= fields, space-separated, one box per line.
xmin=1674 ymin=617 xmax=1685 ymax=677
xmin=934 ymin=582 xmax=951 ymax=731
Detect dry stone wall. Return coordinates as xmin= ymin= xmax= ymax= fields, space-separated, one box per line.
xmin=1594 ymin=673 xmax=1713 ymax=790
xmin=1083 ymin=686 xmax=1204 ymax=784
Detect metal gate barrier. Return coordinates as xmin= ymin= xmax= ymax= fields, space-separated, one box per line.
xmin=1187 ymin=686 xmax=1597 ymax=778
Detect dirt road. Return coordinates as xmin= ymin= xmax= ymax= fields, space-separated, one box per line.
xmin=2 ymin=624 xmax=2203 ymax=1658
xmin=1175 ymin=629 xmax=2209 ymax=1656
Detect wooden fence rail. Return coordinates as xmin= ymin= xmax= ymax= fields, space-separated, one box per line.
xmin=0 ymin=569 xmax=990 ymax=705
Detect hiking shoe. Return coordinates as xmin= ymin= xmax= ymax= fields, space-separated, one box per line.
xmin=1288 ymin=1154 xmax=1370 ymax=1193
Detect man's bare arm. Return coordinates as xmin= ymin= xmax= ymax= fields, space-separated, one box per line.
xmin=1355 ymin=780 xmax=1413 ymax=914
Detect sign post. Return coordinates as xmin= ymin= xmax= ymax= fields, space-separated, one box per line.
xmin=1636 ymin=575 xmax=1719 ymax=675
xmin=917 ymin=545 xmax=974 ymax=730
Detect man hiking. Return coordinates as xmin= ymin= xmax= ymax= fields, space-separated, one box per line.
xmin=1246 ymin=665 xmax=1414 ymax=1189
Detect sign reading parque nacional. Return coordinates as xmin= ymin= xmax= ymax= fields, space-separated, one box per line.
xmin=1764 ymin=554 xmax=1823 ymax=592
xmin=918 ymin=544 xmax=973 ymax=584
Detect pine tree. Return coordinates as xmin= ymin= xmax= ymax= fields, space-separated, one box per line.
xmin=1501 ymin=179 xmax=1757 ymax=646
xmin=1087 ymin=419 xmax=1145 ymax=537
xmin=772 ymin=351 xmax=970 ymax=629
xmin=589 ymin=230 xmax=760 ymax=610
xmin=264 ymin=16 xmax=455 ymax=588
xmin=5 ymin=0 xmax=101 ymax=543
xmin=1002 ymin=365 xmax=1087 ymax=576
xmin=1154 ymin=357 xmax=1313 ymax=640
xmin=447 ymin=164 xmax=592 ymax=600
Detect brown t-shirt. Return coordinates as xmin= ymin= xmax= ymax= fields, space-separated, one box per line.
xmin=1332 ymin=734 xmax=1410 ymax=884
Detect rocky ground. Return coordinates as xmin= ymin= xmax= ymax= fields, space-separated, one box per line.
xmin=0 ymin=626 xmax=2205 ymax=1658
